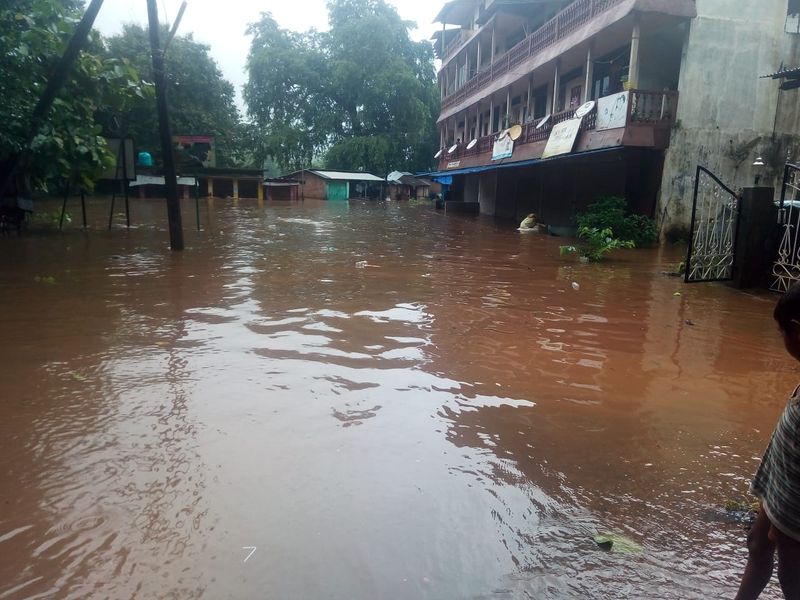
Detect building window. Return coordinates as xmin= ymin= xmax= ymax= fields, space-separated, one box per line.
xmin=592 ymin=46 xmax=630 ymax=99
xmin=569 ymin=85 xmax=582 ymax=109
xmin=788 ymin=0 xmax=800 ymax=33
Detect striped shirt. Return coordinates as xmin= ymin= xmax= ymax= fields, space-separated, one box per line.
xmin=752 ymin=389 xmax=800 ymax=541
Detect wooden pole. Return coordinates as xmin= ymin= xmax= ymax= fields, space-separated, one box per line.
xmin=195 ymin=176 xmax=201 ymax=231
xmin=122 ymin=140 xmax=130 ymax=228
xmin=108 ymin=187 xmax=115 ymax=229
xmin=146 ymin=0 xmax=184 ymax=251
xmin=59 ymin=182 xmax=69 ymax=230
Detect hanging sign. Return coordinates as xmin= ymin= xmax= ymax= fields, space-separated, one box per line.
xmin=597 ymin=91 xmax=629 ymax=130
xmin=173 ymin=134 xmax=217 ymax=167
xmin=492 ymin=134 xmax=514 ymax=161
xmin=542 ymin=117 xmax=583 ymax=158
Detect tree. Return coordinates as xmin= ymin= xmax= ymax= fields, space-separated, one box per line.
xmin=0 ymin=0 xmax=146 ymax=192
xmin=104 ymin=24 xmax=245 ymax=168
xmin=244 ymin=0 xmax=440 ymax=175
xmin=244 ymin=15 xmax=332 ymax=172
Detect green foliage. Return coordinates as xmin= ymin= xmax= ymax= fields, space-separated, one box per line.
xmin=593 ymin=533 xmax=642 ymax=555
xmin=29 ymin=209 xmax=69 ymax=227
xmin=577 ymin=197 xmax=658 ymax=248
xmin=104 ymin=24 xmax=245 ymax=168
xmin=560 ymin=227 xmax=635 ymax=262
xmin=244 ymin=0 xmax=440 ymax=174
xmin=724 ymin=499 xmax=759 ymax=513
xmin=0 ymin=0 xmax=147 ymax=191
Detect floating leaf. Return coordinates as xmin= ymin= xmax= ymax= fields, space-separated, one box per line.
xmin=593 ymin=533 xmax=643 ymax=554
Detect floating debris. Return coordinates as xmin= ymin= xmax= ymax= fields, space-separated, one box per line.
xmin=355 ymin=261 xmax=368 ymax=269
xmin=572 ymin=282 xmax=581 ymax=291
xmin=593 ymin=533 xmax=643 ymax=554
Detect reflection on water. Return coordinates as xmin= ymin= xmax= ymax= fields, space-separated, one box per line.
xmin=0 ymin=198 xmax=792 ymax=599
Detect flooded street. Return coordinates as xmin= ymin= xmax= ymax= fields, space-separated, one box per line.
xmin=0 ymin=198 xmax=794 ymax=599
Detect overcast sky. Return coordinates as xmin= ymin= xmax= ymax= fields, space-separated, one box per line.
xmin=93 ymin=0 xmax=442 ymax=114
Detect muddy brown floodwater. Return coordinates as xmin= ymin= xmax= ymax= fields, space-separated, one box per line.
xmin=0 ymin=198 xmax=795 ymax=599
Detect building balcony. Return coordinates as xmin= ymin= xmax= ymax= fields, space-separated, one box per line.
xmin=438 ymin=0 xmax=695 ymax=120
xmin=443 ymin=29 xmax=477 ymax=61
xmin=436 ymin=89 xmax=678 ymax=172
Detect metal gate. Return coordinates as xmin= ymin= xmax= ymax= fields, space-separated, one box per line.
xmin=685 ymin=166 xmax=741 ymax=283
xmin=772 ymin=163 xmax=800 ymax=292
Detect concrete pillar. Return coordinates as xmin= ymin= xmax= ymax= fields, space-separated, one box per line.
xmin=584 ymin=43 xmax=594 ymax=102
xmin=629 ymin=18 xmax=641 ymax=88
xmin=527 ymin=77 xmax=533 ymax=122
xmin=734 ymin=187 xmax=779 ymax=289
xmin=477 ymin=102 xmax=482 ymax=138
xmin=233 ymin=178 xmax=239 ymax=200
xmin=553 ymin=61 xmax=560 ymax=113
xmin=477 ymin=38 xmax=482 ymax=71
xmin=506 ymin=88 xmax=511 ymax=127
xmin=207 ymin=178 xmax=214 ymax=197
xmin=478 ymin=171 xmax=498 ymax=215
xmin=489 ymin=98 xmax=494 ymax=133
xmin=258 ymin=181 xmax=264 ymax=203
xmin=491 ymin=24 xmax=496 ymax=62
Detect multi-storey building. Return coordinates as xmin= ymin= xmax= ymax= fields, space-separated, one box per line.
xmin=429 ymin=0 xmax=800 ymax=237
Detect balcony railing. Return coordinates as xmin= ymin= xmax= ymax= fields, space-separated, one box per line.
xmin=439 ymin=90 xmax=678 ymax=167
xmin=442 ymin=0 xmax=626 ymax=111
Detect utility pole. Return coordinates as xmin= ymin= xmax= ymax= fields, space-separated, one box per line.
xmin=146 ymin=0 xmax=184 ymax=251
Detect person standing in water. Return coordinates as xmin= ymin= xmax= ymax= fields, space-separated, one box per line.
xmin=736 ymin=285 xmax=800 ymax=600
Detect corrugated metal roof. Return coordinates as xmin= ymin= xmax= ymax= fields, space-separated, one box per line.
xmin=387 ymin=171 xmax=432 ymax=186
xmin=420 ymin=146 xmax=623 ymax=179
xmin=312 ymin=170 xmax=384 ymax=182
xmin=433 ymin=0 xmax=475 ymax=24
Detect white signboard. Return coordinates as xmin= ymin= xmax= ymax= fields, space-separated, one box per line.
xmin=597 ymin=91 xmax=629 ymax=130
xmin=492 ymin=136 xmax=514 ymax=161
xmin=542 ymin=118 xmax=583 ymax=159
xmin=129 ymin=175 xmax=197 ymax=187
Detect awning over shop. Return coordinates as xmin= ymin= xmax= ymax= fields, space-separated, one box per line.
xmin=419 ymin=146 xmax=624 ymax=181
